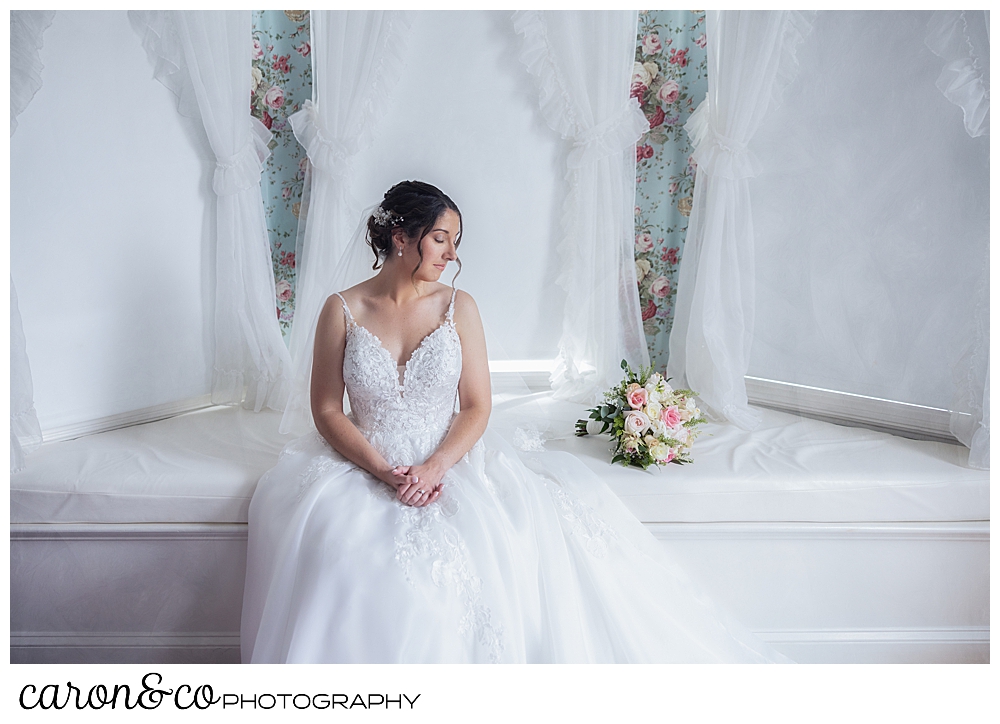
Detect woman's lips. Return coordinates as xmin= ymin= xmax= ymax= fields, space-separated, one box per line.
xmin=433 ymin=263 xmax=446 ymax=270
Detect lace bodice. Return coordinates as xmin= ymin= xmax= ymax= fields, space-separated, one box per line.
xmin=336 ymin=289 xmax=462 ymax=467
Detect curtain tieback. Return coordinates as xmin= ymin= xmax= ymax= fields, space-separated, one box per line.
xmin=567 ymin=99 xmax=650 ymax=168
xmin=289 ymin=99 xmax=353 ymax=180
xmin=213 ymin=117 xmax=272 ymax=196
xmin=690 ymin=127 xmax=761 ymax=181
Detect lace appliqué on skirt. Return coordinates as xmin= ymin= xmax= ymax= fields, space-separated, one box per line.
xmin=393 ymin=501 xmax=505 ymax=663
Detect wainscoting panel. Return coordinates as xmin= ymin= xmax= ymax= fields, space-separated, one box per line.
xmin=11 ymin=521 xmax=989 ymax=664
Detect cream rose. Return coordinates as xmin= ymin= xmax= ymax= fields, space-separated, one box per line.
xmin=635 ymin=258 xmax=651 ymax=283
xmin=251 ymin=66 xmax=263 ymax=92
xmin=632 ymin=61 xmax=652 ymax=88
xmin=635 ymin=232 xmax=654 ymax=253
xmin=624 ymin=411 xmax=651 ymax=436
xmin=645 ymin=398 xmax=662 ymax=420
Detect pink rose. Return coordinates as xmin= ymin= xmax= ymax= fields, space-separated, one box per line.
xmin=630 ymin=82 xmax=647 ymax=101
xmin=635 ymin=232 xmax=654 ymax=253
xmin=296 ymin=42 xmax=311 ymax=57
xmin=627 ymin=386 xmax=648 ymax=410
xmin=695 ymin=33 xmax=707 ymax=49
xmin=657 ymin=79 xmax=680 ymax=105
xmin=260 ymin=110 xmax=272 ymax=129
xmin=252 ymin=37 xmax=264 ymax=60
xmin=669 ymin=48 xmax=690 ymax=67
xmin=275 ymin=280 xmax=292 ymax=302
xmin=282 ymin=186 xmax=293 ymax=200
xmin=668 ymin=182 xmax=679 ymax=195
xmin=650 ymin=276 xmax=671 ymax=299
xmin=263 ymin=86 xmax=285 ymax=110
xmin=642 ymin=33 xmax=662 ymax=55
xmin=663 ymin=247 xmax=679 ymax=264
xmin=661 ymin=406 xmax=682 ymax=428
xmin=641 ymin=298 xmax=657 ymax=321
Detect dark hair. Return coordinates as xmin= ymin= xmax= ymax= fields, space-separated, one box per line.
xmin=366 ymin=180 xmax=463 ymax=283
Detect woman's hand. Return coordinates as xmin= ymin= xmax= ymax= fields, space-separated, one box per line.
xmin=389 ymin=462 xmax=445 ymax=507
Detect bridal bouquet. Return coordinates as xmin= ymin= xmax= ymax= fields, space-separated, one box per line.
xmin=575 ymin=360 xmax=706 ymax=470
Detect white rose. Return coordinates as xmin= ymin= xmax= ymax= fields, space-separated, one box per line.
xmin=672 ymin=427 xmax=690 ymax=444
xmin=635 ymin=258 xmax=651 ymax=283
xmin=624 ymin=411 xmax=650 ymax=435
xmin=649 ymin=442 xmax=670 ymax=462
xmin=251 ymin=66 xmax=263 ymax=92
xmin=643 ymin=61 xmax=660 ymax=81
xmin=686 ymin=398 xmax=697 ymax=411
xmin=645 ymin=398 xmax=662 ymax=420
xmin=649 ymin=417 xmax=667 ymax=438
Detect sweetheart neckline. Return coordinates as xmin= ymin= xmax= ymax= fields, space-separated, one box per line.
xmin=348 ymin=320 xmax=456 ymax=392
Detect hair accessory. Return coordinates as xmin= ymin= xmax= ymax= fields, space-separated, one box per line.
xmin=372 ymin=205 xmax=401 ymax=227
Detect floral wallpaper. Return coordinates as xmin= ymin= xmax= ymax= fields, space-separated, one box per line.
xmin=251 ymin=10 xmax=312 ymax=339
xmin=632 ymin=10 xmax=707 ymax=371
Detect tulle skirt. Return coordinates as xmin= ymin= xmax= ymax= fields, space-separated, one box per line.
xmin=241 ymin=429 xmax=790 ymax=663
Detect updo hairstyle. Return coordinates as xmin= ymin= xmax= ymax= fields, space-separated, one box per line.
xmin=366 ymin=181 xmax=463 ymax=278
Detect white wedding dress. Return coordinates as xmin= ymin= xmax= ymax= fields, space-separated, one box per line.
xmin=241 ymin=290 xmax=789 ymax=663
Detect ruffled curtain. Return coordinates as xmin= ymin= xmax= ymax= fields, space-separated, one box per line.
xmin=925 ymin=10 xmax=990 ymax=139
xmin=129 ymin=11 xmax=291 ymax=412
xmin=10 ymin=10 xmax=55 ymax=471
xmin=513 ymin=10 xmax=650 ymax=403
xmin=926 ymin=11 xmax=990 ymax=468
xmin=667 ymin=10 xmax=813 ymax=430
xmin=284 ymin=11 xmax=414 ymax=399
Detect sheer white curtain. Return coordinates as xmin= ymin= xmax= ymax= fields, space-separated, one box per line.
xmin=10 ymin=10 xmax=55 ymax=471
xmin=281 ymin=10 xmax=413 ymax=432
xmin=926 ymin=10 xmax=990 ymax=468
xmin=667 ymin=10 xmax=813 ymax=430
xmin=513 ymin=10 xmax=650 ymax=404
xmin=130 ymin=11 xmax=291 ymax=412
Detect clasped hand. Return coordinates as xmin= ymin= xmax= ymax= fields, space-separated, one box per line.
xmin=387 ymin=463 xmax=444 ymax=507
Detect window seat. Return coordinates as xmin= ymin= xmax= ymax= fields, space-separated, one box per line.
xmin=11 ymin=397 xmax=989 ymax=664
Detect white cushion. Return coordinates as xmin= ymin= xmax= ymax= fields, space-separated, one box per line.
xmin=11 ymin=407 xmax=287 ymax=524
xmin=541 ymin=403 xmax=988 ymax=523
xmin=11 ymin=399 xmax=988 ymax=525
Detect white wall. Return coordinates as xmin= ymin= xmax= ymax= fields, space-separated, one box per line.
xmin=11 ymin=11 xmax=216 ymax=433
xmin=352 ymin=11 xmax=565 ymax=361
xmin=747 ymin=11 xmax=989 ymax=411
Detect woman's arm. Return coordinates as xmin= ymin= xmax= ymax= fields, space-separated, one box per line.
xmin=394 ymin=290 xmax=492 ymax=504
xmin=310 ymin=295 xmax=429 ymax=499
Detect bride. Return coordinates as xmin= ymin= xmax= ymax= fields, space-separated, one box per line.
xmin=241 ymin=180 xmax=790 ymax=664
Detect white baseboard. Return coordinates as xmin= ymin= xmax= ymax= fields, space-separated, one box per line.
xmin=10 ymin=628 xmax=987 ymax=664
xmin=39 ymin=395 xmax=216 ymax=443
xmin=757 ymin=627 xmax=990 ymax=664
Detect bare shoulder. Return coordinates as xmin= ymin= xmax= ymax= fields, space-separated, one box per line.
xmin=452 ymin=289 xmax=483 ymax=329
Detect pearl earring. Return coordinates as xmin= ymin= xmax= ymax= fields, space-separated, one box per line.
xmin=397 ymin=247 xmax=403 ymax=257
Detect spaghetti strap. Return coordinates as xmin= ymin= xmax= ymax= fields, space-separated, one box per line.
xmin=333 ymin=292 xmax=355 ymax=325
xmin=446 ymin=287 xmax=458 ymax=323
